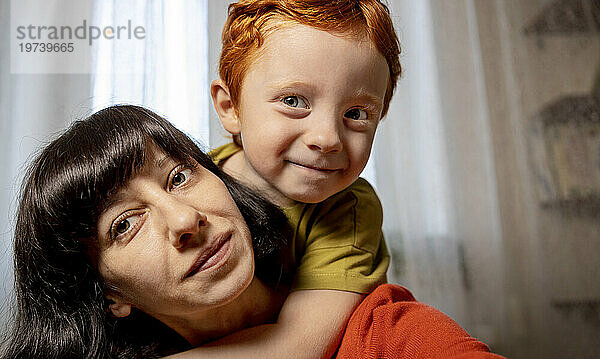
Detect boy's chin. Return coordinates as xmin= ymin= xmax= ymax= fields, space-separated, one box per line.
xmin=283 ymin=186 xmax=342 ymax=204
xmin=274 ymin=172 xmax=360 ymax=204
xmin=291 ymin=194 xmax=328 ymax=204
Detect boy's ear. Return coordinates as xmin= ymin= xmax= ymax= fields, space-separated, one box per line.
xmin=211 ymin=79 xmax=241 ymax=135
xmin=105 ymin=293 xmax=132 ymax=318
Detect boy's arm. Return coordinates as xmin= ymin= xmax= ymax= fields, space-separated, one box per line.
xmin=166 ymin=289 xmax=363 ymax=359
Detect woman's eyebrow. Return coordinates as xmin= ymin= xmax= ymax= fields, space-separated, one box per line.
xmin=154 ymin=153 xmax=172 ymax=168
xmin=99 ymin=192 xmax=128 ymax=216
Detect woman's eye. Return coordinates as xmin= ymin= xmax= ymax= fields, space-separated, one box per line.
xmin=344 ymin=108 xmax=368 ymax=121
xmin=281 ymin=96 xmax=308 ymax=109
xmin=113 ymin=215 xmax=141 ymax=237
xmin=171 ymin=168 xmax=192 ymax=188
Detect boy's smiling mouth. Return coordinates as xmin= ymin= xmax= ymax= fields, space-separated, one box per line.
xmin=286 ymin=160 xmax=342 ymax=173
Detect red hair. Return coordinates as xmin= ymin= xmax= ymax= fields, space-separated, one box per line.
xmin=219 ymin=0 xmax=401 ymax=117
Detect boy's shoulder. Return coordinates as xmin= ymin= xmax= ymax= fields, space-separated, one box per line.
xmin=208 ymin=142 xmax=242 ymax=166
xmin=286 ymin=177 xmax=383 ymax=229
xmin=320 ymin=177 xmax=382 ymax=224
xmin=287 ymin=176 xmax=388 ymax=292
xmin=335 ymin=177 xmax=380 ymax=203
xmin=321 ymin=177 xmax=380 ymax=207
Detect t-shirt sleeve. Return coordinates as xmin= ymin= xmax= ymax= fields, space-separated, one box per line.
xmin=290 ymin=178 xmax=390 ymax=294
xmin=208 ymin=142 xmax=242 ymax=166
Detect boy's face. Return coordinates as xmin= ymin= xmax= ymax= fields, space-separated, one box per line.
xmin=227 ymin=23 xmax=389 ymax=204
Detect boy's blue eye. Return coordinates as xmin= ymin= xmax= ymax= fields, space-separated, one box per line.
xmin=281 ymin=96 xmax=308 ymax=109
xmin=344 ymin=108 xmax=368 ymax=121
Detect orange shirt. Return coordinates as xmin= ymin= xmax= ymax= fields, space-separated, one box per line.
xmin=337 ymin=285 xmax=505 ymax=359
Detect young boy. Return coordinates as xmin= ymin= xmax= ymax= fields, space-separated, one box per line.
xmin=176 ymin=0 xmax=400 ymax=357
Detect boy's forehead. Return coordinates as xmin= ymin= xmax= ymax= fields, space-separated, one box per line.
xmin=245 ymin=23 xmax=388 ymax=97
xmin=260 ymin=20 xmax=370 ymax=52
xmin=255 ymin=23 xmax=379 ymax=67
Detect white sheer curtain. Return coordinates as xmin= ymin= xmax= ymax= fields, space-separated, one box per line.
xmin=91 ymin=0 xmax=210 ymax=145
xmin=373 ymin=0 xmax=506 ymax=349
xmin=375 ymin=0 xmax=466 ymax=319
xmin=0 ymin=0 xmax=95 ymax=326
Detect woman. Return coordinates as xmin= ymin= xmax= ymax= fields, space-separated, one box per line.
xmin=2 ymin=105 xmax=292 ymax=358
xmin=1 ymin=105 xmax=502 ymax=359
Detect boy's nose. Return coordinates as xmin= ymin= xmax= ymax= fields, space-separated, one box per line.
xmin=303 ymin=122 xmax=343 ymax=154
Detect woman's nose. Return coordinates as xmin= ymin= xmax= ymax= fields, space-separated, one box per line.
xmin=164 ymin=202 xmax=207 ymax=249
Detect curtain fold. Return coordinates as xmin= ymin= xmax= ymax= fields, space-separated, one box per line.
xmin=91 ymin=0 xmax=210 ymax=146
xmin=375 ymin=0 xmax=467 ymax=322
xmin=0 ymin=0 xmax=94 ymax=327
xmin=373 ymin=0 xmax=507 ymax=350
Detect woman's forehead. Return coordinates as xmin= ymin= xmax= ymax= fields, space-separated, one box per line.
xmin=143 ymin=142 xmax=198 ymax=170
xmin=143 ymin=145 xmax=175 ymax=172
xmin=97 ymin=145 xmax=170 ymax=213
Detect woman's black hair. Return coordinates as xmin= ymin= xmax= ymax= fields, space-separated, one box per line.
xmin=0 ymin=105 xmax=291 ymax=358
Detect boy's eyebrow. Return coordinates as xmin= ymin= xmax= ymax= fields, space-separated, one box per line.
xmin=266 ymin=80 xmax=316 ymax=92
xmin=353 ymin=88 xmax=384 ymax=109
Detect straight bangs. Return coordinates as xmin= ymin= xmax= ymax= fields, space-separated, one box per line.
xmin=84 ymin=106 xmax=214 ymax=219
xmin=21 ymin=106 xmax=212 ymax=251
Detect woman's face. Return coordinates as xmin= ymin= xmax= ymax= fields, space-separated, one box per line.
xmin=95 ymin=145 xmax=255 ymax=319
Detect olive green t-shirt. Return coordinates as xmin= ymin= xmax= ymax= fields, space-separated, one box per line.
xmin=210 ymin=143 xmax=389 ymax=294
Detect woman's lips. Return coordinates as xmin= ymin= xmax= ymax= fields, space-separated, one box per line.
xmin=184 ymin=232 xmax=232 ymax=279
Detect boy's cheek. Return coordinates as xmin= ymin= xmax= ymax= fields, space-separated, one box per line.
xmin=347 ymin=131 xmax=377 ymax=152
xmin=242 ymin=123 xmax=296 ymax=148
